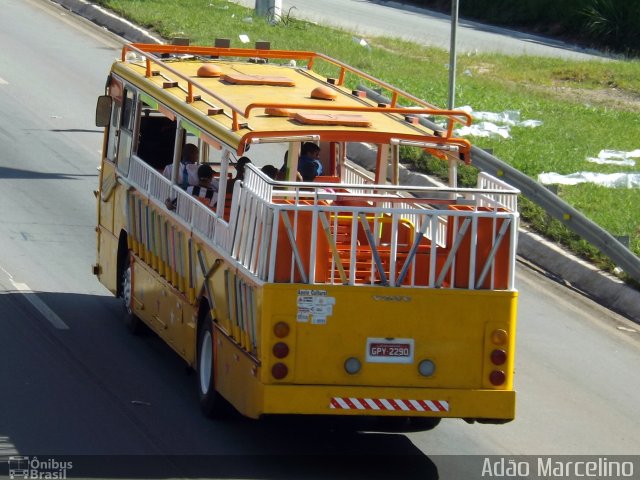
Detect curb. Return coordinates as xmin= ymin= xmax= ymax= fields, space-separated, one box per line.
xmin=517 ymin=229 xmax=640 ymax=321
xmin=51 ymin=0 xmax=640 ymax=323
xmin=50 ymin=0 xmax=162 ymax=44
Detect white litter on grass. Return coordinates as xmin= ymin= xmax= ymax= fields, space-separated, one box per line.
xmin=471 ymin=109 xmax=520 ymax=125
xmin=451 ymin=106 xmax=542 ymax=139
xmin=352 ymin=37 xmax=371 ymax=49
xmin=455 ymin=122 xmax=511 ymax=139
xmin=518 ymin=119 xmax=544 ymax=128
xmin=239 ymin=34 xmax=250 ymax=44
xmin=587 ymin=149 xmax=640 ymax=166
xmin=538 ymin=171 xmax=640 ymax=188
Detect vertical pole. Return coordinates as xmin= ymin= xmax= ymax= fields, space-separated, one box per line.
xmin=447 ymin=0 xmax=460 ymax=190
xmin=255 ymin=0 xmax=266 ymax=15
xmin=255 ymin=0 xmax=282 ymax=18
xmin=447 ymin=0 xmax=459 ymax=110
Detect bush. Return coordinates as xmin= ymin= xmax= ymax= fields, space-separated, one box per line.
xmin=406 ymin=0 xmax=640 ymax=56
xmin=582 ymin=0 xmax=640 ymax=55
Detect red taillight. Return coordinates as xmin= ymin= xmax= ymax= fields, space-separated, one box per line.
xmin=490 ymin=349 xmax=507 ymax=366
xmin=489 ymin=370 xmax=506 ymax=386
xmin=272 ymin=342 xmax=289 ymax=359
xmin=272 ymin=363 xmax=288 ymax=380
xmin=273 ymin=322 xmax=290 ymax=338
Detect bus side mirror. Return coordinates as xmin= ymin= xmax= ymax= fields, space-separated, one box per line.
xmin=95 ymin=95 xmax=112 ymax=127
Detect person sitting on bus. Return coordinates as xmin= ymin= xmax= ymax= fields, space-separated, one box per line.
xmin=297 ymin=142 xmax=322 ymax=177
xmin=261 ymin=164 xmax=279 ymax=180
xmin=186 ymin=164 xmax=219 ymax=208
xmin=278 ymin=151 xmax=302 ymax=181
xmin=299 ymin=161 xmax=318 ymax=182
xmin=162 ymin=143 xmax=200 ymax=188
xmin=226 ymin=156 xmax=252 ymax=192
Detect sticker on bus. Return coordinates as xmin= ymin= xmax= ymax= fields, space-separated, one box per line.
xmin=297 ymin=291 xmax=335 ymax=324
xmin=366 ymin=338 xmax=414 ymax=364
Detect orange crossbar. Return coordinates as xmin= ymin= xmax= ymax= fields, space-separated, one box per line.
xmin=244 ymin=103 xmax=471 ymax=126
xmin=239 ymin=130 xmax=472 ymax=160
xmin=121 ymin=43 xmax=472 ymax=135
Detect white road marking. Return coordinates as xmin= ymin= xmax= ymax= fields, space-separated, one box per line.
xmin=0 ymin=265 xmax=69 ymax=330
xmin=0 ymin=76 xmax=8 ymax=85
xmin=12 ymin=282 xmax=70 ymax=330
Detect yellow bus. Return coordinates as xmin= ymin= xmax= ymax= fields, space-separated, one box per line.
xmin=94 ymin=42 xmax=519 ymax=430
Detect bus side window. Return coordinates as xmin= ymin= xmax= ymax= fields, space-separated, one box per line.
xmin=116 ymin=88 xmax=137 ymax=175
xmin=137 ymin=110 xmax=177 ymax=171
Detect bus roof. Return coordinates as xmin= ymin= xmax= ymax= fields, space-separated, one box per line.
xmin=114 ymin=43 xmax=472 ymax=157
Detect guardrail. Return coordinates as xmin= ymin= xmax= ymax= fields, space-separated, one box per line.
xmin=358 ymin=84 xmax=640 ymax=284
xmin=471 ymin=148 xmax=640 ymax=282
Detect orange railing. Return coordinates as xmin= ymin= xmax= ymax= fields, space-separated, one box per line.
xmin=121 ymin=43 xmax=472 ymax=137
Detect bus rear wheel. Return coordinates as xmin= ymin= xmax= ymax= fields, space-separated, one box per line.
xmin=374 ymin=416 xmax=441 ymax=432
xmin=197 ymin=315 xmax=228 ymax=418
xmin=120 ymin=253 xmax=143 ymax=335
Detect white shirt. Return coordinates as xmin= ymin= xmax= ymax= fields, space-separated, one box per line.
xmin=163 ymin=162 xmax=219 ymax=189
xmin=163 ymin=162 xmax=200 ymax=187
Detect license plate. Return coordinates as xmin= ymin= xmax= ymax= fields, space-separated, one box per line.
xmin=366 ymin=338 xmax=414 ymax=364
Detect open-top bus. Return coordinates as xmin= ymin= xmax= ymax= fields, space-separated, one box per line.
xmin=94 ymin=42 xmax=519 ymax=430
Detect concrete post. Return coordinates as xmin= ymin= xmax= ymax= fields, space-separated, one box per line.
xmin=255 ymin=0 xmax=282 ymax=19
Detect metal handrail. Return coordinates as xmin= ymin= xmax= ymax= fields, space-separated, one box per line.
xmin=121 ymin=43 xmax=471 ymax=134
xmin=124 ymin=157 xmax=519 ymax=290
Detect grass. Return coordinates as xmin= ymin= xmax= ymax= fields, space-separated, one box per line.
xmin=95 ymin=0 xmax=640 ymax=279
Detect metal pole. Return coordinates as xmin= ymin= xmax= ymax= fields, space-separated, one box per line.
xmin=447 ymin=0 xmax=459 ymax=189
xmin=255 ymin=0 xmax=282 ymax=18
xmin=447 ymin=0 xmax=459 ymax=110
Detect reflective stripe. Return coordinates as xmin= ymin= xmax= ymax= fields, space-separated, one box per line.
xmin=330 ymin=397 xmax=449 ymax=412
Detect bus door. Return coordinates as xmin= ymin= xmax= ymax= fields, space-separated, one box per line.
xmin=96 ymin=80 xmax=133 ymax=293
xmin=116 ymin=86 xmax=137 ymax=176
xmin=98 ymin=78 xmax=124 ymax=234
xmin=99 ymin=84 xmax=136 ymax=234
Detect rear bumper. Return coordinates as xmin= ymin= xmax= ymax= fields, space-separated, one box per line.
xmin=260 ymin=384 xmax=515 ymax=420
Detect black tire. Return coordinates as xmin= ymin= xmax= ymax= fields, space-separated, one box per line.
xmin=373 ymin=416 xmax=441 ymax=433
xmin=120 ymin=252 xmax=144 ymax=335
xmin=408 ymin=416 xmax=441 ymax=432
xmin=196 ymin=314 xmax=228 ymax=418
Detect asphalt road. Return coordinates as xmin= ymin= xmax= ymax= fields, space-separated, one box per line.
xmin=232 ymin=0 xmax=607 ymax=60
xmin=0 ymin=1 xmax=638 ymax=479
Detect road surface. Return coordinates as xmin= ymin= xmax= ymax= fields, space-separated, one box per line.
xmin=232 ymin=0 xmax=607 ymax=60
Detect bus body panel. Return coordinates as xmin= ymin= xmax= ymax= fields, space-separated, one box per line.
xmin=96 ymin=226 xmax=119 ymax=295
xmin=130 ymin=257 xmax=197 ymax=361
xmin=258 ymin=284 xmax=517 ymax=391
xmin=260 ymin=384 xmax=515 ymax=420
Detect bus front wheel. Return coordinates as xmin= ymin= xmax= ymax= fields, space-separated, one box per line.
xmin=120 ymin=253 xmax=143 ymax=335
xmin=197 ymin=315 xmax=228 ymax=418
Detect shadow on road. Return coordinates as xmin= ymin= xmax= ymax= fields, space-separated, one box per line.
xmin=0 ymin=291 xmax=440 ymax=479
xmin=0 ymin=166 xmax=97 ymax=180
